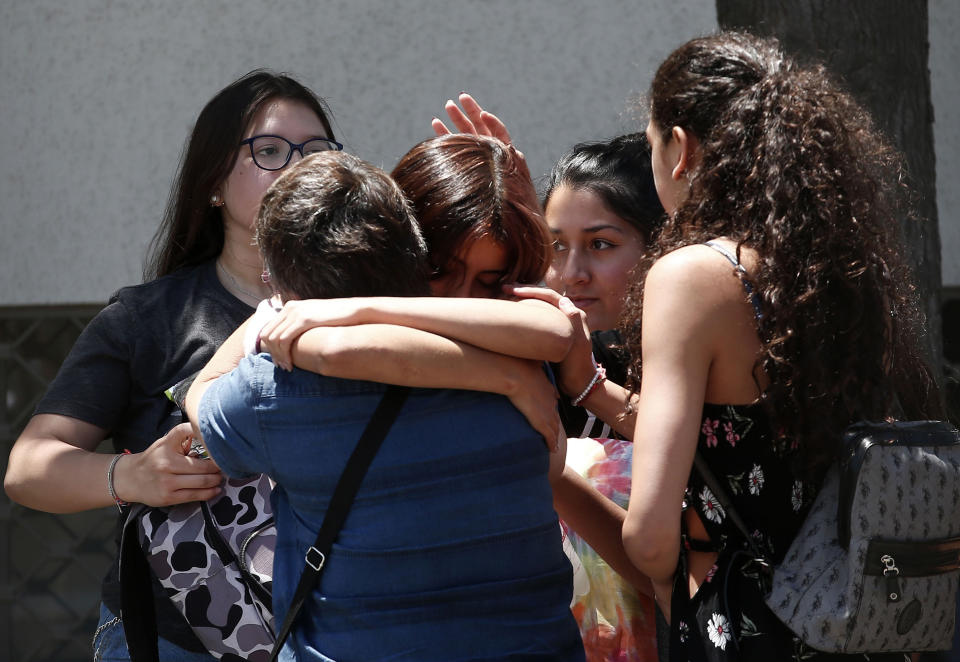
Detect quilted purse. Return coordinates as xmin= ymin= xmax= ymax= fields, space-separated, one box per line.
xmin=696 ymin=420 xmax=960 ymax=654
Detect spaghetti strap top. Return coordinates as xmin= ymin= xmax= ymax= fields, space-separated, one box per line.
xmin=704 ymin=240 xmax=763 ymax=321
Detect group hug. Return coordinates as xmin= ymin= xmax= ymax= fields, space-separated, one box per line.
xmin=4 ymin=30 xmax=955 ymax=662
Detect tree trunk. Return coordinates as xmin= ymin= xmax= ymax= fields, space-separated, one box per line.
xmin=716 ymin=0 xmax=944 ymax=374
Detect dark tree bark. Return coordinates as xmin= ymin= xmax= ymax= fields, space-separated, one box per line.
xmin=716 ymin=0 xmax=944 ymax=373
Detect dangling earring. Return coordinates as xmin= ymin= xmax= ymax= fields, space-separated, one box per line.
xmin=261 ymin=269 xmax=271 ymax=284
xmin=210 ymin=192 xmax=224 ymax=207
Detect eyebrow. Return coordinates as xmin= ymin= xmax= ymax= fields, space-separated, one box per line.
xmin=549 ymin=224 xmax=627 ymax=235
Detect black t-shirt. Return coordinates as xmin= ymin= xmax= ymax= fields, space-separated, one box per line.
xmin=36 ymin=260 xmax=253 ymax=649
xmin=556 ymin=329 xmax=630 ymax=439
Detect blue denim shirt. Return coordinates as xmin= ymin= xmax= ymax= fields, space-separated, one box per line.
xmin=199 ymin=355 xmax=584 ymax=662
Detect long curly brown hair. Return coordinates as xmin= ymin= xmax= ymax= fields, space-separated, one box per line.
xmin=621 ymin=32 xmax=943 ymax=479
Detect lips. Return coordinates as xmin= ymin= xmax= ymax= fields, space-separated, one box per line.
xmin=567 ymin=296 xmax=598 ymax=310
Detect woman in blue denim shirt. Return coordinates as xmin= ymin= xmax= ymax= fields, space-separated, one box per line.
xmin=188 ymin=150 xmax=584 ymax=661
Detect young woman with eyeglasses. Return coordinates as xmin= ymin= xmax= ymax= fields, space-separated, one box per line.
xmin=4 ymin=69 xmax=339 ymax=661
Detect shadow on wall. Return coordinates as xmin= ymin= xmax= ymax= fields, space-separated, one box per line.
xmin=943 ymin=295 xmax=960 ymax=424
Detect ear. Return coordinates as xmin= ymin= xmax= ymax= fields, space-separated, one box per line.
xmin=670 ymin=126 xmax=699 ymax=181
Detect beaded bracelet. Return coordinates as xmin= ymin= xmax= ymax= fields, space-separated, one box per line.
xmin=571 ymin=362 xmax=607 ymax=407
xmin=107 ymin=450 xmax=131 ymax=512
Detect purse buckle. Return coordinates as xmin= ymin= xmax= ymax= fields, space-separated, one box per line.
xmin=305 ymin=546 xmax=326 ymax=572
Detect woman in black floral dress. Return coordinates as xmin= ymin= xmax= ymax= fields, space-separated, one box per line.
xmin=620 ymin=32 xmax=945 ymax=661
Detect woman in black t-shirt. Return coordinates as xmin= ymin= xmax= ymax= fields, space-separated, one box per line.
xmin=4 ymin=70 xmax=338 ymax=661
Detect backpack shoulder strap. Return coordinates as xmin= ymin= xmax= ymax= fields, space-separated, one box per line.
xmin=119 ymin=504 xmax=160 ymax=662
xmin=692 ymin=452 xmax=766 ymax=561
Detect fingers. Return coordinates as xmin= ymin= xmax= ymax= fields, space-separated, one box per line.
xmin=259 ymin=301 xmax=308 ymax=371
xmin=457 ymin=93 xmax=487 ymax=132
xmin=162 ymin=422 xmax=195 ymax=449
xmin=531 ymin=409 xmax=562 ymax=452
xmin=167 ymin=485 xmax=223 ymax=505
xmin=119 ymin=430 xmax=224 ymax=506
xmin=431 ymin=117 xmax=452 ymax=136
xmin=439 ymin=93 xmax=513 ymax=143
xmin=479 ymin=110 xmax=513 ymax=145
xmin=444 ymin=98 xmax=478 ymax=134
xmin=154 ymin=425 xmax=221 ymax=474
xmin=260 ymin=319 xmax=294 ymax=371
xmin=505 ymin=284 xmax=565 ymax=307
xmin=157 ymin=472 xmax=225 ymax=506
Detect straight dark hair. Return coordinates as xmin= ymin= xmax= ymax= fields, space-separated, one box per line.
xmin=543 ymin=133 xmax=664 ymax=246
xmin=144 ymin=70 xmax=336 ymax=280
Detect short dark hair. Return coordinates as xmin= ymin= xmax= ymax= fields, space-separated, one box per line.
xmin=255 ymin=152 xmax=430 ymax=300
xmin=391 ymin=134 xmax=551 ymax=286
xmin=145 ymin=70 xmax=336 ymax=280
xmin=543 ymin=133 xmax=664 ymax=245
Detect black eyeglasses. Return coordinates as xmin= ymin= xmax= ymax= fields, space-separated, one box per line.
xmin=240 ymin=134 xmax=344 ymax=171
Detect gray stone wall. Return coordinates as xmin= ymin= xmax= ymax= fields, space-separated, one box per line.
xmin=1 ymin=0 xmax=956 ymax=304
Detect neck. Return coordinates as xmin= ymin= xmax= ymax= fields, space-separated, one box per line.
xmin=217 ymin=233 xmax=272 ymax=306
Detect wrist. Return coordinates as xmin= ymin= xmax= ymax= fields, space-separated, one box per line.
xmin=107 ymin=450 xmax=132 ymax=512
xmin=571 ymin=363 xmax=606 ymax=407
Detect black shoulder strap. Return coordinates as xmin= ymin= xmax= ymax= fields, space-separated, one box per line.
xmin=120 ymin=505 xmax=160 ymax=662
xmin=270 ymin=385 xmax=410 ymax=660
xmin=692 ymin=452 xmax=765 ymax=560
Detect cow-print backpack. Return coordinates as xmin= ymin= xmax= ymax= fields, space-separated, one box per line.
xmin=120 ymin=471 xmax=277 ymax=661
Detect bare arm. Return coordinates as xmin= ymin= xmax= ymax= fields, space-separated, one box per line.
xmin=184 ymin=321 xmax=249 ymax=434
xmin=552 ymin=465 xmax=653 ymax=596
xmin=5 ymin=415 xmax=221 ymax=513
xmin=509 ymin=285 xmax=638 ymax=438
xmin=260 ymin=297 xmax=575 ymax=372
xmin=622 ymin=247 xmax=751 ymax=613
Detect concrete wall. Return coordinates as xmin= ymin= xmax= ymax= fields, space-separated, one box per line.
xmin=1 ymin=0 xmax=956 ymax=305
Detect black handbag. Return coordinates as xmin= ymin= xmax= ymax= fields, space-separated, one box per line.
xmin=695 ymin=420 xmax=960 ymax=654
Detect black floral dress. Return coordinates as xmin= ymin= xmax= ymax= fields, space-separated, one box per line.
xmin=665 ymin=403 xmax=909 ymax=662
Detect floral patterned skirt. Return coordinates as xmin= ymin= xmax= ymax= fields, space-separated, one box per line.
xmin=564 ymin=437 xmax=658 ymax=662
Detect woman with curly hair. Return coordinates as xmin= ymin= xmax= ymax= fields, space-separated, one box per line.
xmin=620 ymin=32 xmax=943 ymax=661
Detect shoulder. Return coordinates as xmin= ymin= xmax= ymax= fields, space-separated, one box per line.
xmin=110 ymin=262 xmax=216 ymax=312
xmin=645 ymin=243 xmax=756 ymax=314
xmin=113 ymin=261 xmax=251 ymax=355
xmin=642 ymin=244 xmax=760 ymax=357
xmin=646 ymin=243 xmax=741 ymax=286
xmin=201 ymin=356 xmax=270 ymax=416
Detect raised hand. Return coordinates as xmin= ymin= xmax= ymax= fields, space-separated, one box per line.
xmin=432 ymin=93 xmax=516 ymax=149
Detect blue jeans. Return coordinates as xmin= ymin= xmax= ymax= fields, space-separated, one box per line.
xmin=92 ymin=603 xmax=216 ymax=662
